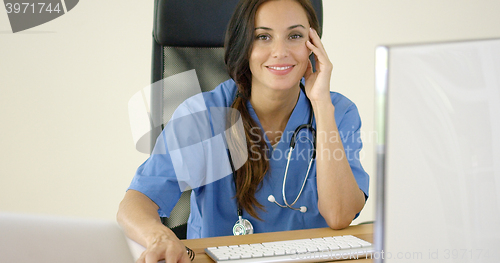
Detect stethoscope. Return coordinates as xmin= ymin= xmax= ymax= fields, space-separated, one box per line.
xmin=230 ymin=84 xmax=317 ymax=235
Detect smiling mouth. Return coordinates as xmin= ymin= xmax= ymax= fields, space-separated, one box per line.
xmin=266 ymin=65 xmax=294 ymax=71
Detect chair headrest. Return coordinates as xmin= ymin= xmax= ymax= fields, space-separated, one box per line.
xmin=153 ymin=0 xmax=323 ymax=47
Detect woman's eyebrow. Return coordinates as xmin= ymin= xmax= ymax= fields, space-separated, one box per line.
xmin=288 ymin=24 xmax=306 ymax=30
xmin=255 ymin=26 xmax=273 ymax=31
xmin=254 ymin=24 xmax=306 ymax=31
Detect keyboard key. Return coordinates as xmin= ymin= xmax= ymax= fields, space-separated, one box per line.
xmin=296 ymin=247 xmax=308 ymax=253
xmin=328 ymin=244 xmax=341 ymax=250
xmin=249 ymin=243 xmax=263 ymax=248
xmin=240 ymin=254 xmax=252 ymax=259
xmin=347 ymin=241 xmax=362 ymax=248
xmin=216 ymin=255 xmax=229 ymax=260
xmin=318 ymin=245 xmax=330 ymax=252
xmin=306 ymin=246 xmax=319 ymax=252
xmin=358 ymin=240 xmax=372 ymax=247
xmin=337 ymin=242 xmax=351 ymax=249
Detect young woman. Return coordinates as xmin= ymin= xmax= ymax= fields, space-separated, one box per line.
xmin=117 ymin=0 xmax=369 ymax=262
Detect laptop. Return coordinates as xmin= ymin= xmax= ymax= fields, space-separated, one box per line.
xmin=0 ymin=212 xmax=136 ymax=263
xmin=374 ymin=38 xmax=500 ymax=262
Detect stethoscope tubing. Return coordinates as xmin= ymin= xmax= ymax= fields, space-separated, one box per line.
xmin=281 ymin=141 xmax=315 ymax=209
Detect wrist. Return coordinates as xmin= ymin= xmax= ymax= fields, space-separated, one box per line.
xmin=310 ymin=99 xmax=335 ymax=114
xmin=145 ymin=225 xmax=178 ymax=247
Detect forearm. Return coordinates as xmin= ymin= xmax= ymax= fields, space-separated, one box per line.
xmin=117 ymin=189 xmax=178 ymax=247
xmin=311 ymin=101 xmax=365 ymax=229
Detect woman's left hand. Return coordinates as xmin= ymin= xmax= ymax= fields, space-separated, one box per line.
xmin=304 ymin=27 xmax=333 ymax=104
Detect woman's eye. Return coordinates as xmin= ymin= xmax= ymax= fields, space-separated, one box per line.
xmin=256 ymin=34 xmax=270 ymax=41
xmin=290 ymin=34 xmax=303 ymax=40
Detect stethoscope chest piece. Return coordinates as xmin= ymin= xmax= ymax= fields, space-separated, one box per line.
xmin=233 ymin=216 xmax=254 ymax=235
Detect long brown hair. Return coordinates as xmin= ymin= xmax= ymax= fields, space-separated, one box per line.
xmin=224 ymin=0 xmax=321 ymax=220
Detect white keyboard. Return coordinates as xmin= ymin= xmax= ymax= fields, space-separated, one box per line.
xmin=205 ymin=235 xmax=373 ymax=263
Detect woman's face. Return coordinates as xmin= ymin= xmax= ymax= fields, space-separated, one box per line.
xmin=249 ymin=0 xmax=311 ymax=92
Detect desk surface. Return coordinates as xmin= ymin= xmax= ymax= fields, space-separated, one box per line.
xmin=181 ymin=224 xmax=373 ymax=263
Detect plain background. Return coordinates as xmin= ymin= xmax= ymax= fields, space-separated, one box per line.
xmin=1 ymin=0 xmax=500 ymax=226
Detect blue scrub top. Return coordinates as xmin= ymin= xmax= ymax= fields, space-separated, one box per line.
xmin=128 ymin=79 xmax=369 ymax=239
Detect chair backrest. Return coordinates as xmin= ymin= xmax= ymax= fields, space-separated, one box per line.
xmin=150 ymin=0 xmax=323 ymax=239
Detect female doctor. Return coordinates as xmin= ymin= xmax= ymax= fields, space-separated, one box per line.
xmin=117 ymin=0 xmax=369 ymax=262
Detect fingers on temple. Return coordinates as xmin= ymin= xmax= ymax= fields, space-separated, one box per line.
xmin=308 ymin=28 xmax=326 ymax=53
xmin=308 ymin=28 xmax=333 ymax=66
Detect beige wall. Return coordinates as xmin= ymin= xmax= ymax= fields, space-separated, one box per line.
xmin=1 ymin=0 xmax=500 ymax=225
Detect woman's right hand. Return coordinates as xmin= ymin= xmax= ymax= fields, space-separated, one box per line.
xmin=117 ymin=190 xmax=191 ymax=263
xmin=137 ymin=234 xmax=191 ymax=263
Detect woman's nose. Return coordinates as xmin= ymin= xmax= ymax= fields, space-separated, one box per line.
xmin=271 ymin=39 xmax=289 ymax=58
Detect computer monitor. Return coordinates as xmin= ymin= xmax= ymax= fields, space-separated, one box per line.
xmin=0 ymin=213 xmax=136 ymax=263
xmin=375 ymin=38 xmax=500 ymax=263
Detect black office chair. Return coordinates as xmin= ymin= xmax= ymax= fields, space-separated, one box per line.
xmin=150 ymin=0 xmax=323 ymax=240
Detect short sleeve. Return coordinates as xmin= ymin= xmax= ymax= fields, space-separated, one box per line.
xmin=128 ymin=131 xmax=182 ymax=218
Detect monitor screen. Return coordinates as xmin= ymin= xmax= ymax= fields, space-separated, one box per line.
xmin=375 ymin=38 xmax=500 ymax=263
